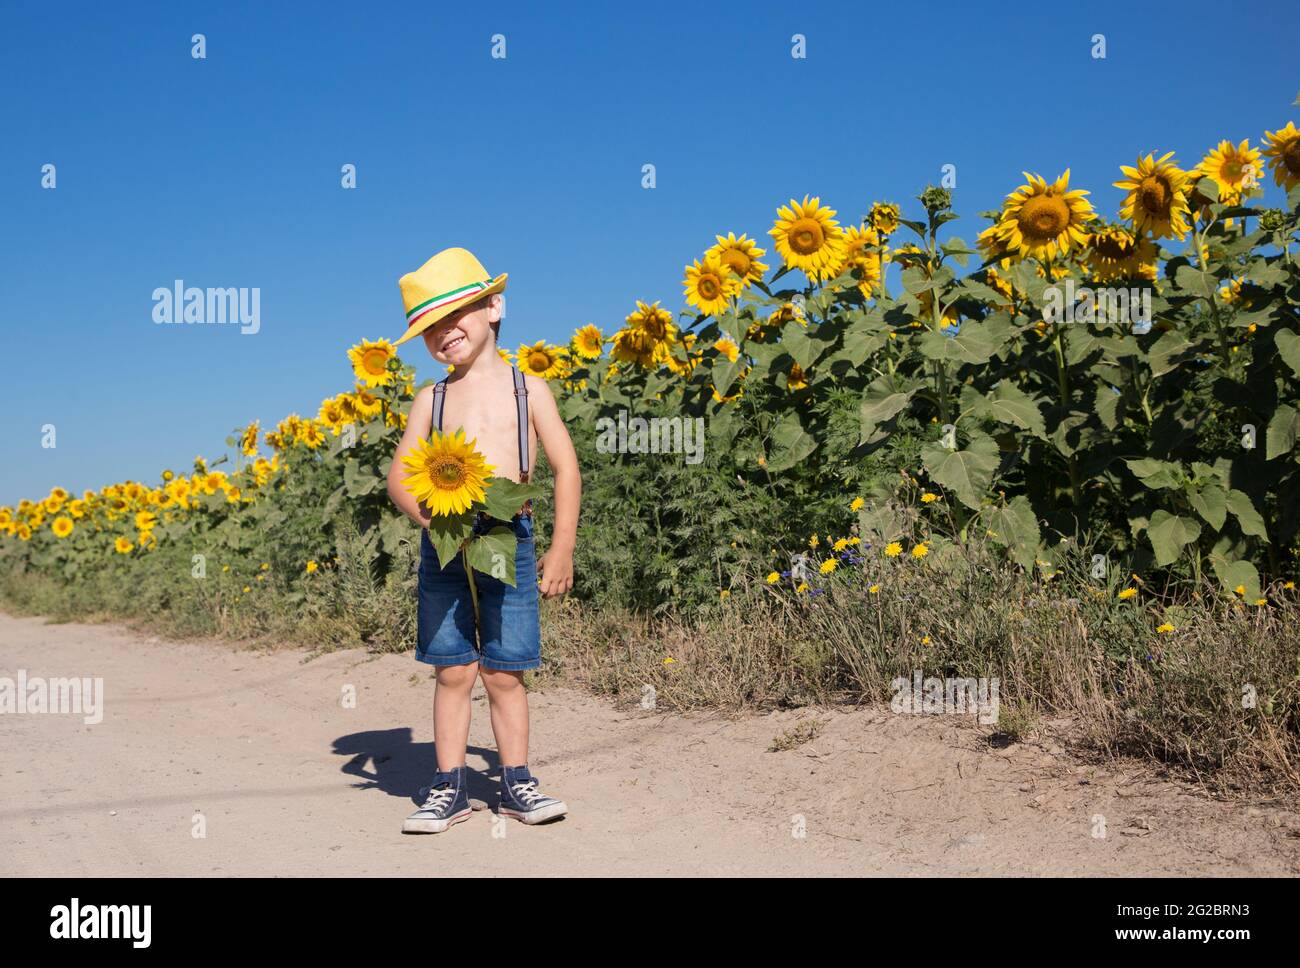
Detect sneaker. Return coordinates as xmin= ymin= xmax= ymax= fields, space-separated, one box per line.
xmin=498 ymin=765 xmax=568 ymax=824
xmin=402 ymin=765 xmax=472 ymax=834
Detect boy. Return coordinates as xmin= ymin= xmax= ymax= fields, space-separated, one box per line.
xmin=386 ymin=247 xmax=581 ymax=834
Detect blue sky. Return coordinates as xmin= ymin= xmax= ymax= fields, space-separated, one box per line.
xmin=2 ymin=0 xmax=1297 ymax=504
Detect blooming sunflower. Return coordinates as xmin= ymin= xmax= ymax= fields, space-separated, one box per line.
xmin=1114 ymin=152 xmax=1191 ymax=241
xmin=239 ymin=421 xmax=260 ymax=457
xmin=299 ymin=421 xmax=326 ymax=449
xmin=51 ymin=516 xmax=74 ymax=538
xmin=714 ymin=337 xmax=740 ymax=363
xmin=841 ymin=224 xmax=887 ymax=296
xmin=517 ymin=341 xmax=568 ymax=379
xmin=318 ymin=397 xmax=347 ymax=434
xmin=984 ymin=267 xmax=1014 ymax=303
xmin=114 ymin=536 xmax=133 ymax=554
xmin=612 ymin=301 xmax=679 ymax=369
xmin=348 ymin=339 xmax=396 ymax=388
xmin=868 ymin=201 xmax=901 ymax=237
xmin=1085 ymin=225 xmax=1158 ymax=283
xmin=976 ymin=225 xmax=1014 ymax=271
xmin=995 ymin=170 xmax=1094 ymax=261
xmin=401 ymin=429 xmax=494 ymax=517
xmin=787 ymin=362 xmax=809 ymax=391
xmin=684 ymin=252 xmax=742 ymax=317
xmin=769 ymin=195 xmax=847 ymax=283
xmin=350 ymin=391 xmax=382 ymax=420
xmin=1192 ymin=139 xmax=1262 ymax=204
xmin=707 ymin=232 xmax=768 ymax=287
xmin=572 ymin=324 xmax=604 ymax=360
xmin=1262 ymin=122 xmax=1300 ymax=191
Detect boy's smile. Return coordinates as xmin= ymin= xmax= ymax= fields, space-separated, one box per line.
xmin=424 ymin=297 xmax=499 ymax=366
xmin=439 ymin=328 xmax=468 ymax=356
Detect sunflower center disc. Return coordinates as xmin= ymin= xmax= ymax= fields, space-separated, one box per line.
xmin=791 ymin=220 xmax=824 ymax=254
xmin=1020 ymin=196 xmax=1068 ymax=239
xmin=433 ymin=460 xmax=465 ymax=488
xmin=1139 ymin=177 xmax=1169 ymax=214
xmin=1283 ymin=142 xmax=1300 ymax=175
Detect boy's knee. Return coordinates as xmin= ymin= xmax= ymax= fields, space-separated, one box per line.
xmin=479 ymin=668 xmax=524 ymax=693
xmin=435 ymin=663 xmax=478 ymax=690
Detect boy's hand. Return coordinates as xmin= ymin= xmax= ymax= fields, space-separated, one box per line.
xmin=536 ymin=547 xmax=574 ymax=598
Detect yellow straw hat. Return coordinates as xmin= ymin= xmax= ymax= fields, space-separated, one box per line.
xmin=395 ymin=247 xmax=508 ymax=346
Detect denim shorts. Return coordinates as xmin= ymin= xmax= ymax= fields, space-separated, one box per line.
xmin=416 ymin=513 xmax=541 ymax=672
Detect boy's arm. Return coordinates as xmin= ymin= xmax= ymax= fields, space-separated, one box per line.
xmin=386 ymin=384 xmax=434 ymax=529
xmin=527 ymin=376 xmax=580 ymax=598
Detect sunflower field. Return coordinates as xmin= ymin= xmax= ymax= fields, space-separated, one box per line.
xmin=4 ymin=122 xmax=1300 ymax=634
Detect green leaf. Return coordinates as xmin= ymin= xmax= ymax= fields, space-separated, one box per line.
xmin=1146 ymin=330 xmax=1193 ymax=378
xmin=711 ymin=355 xmax=744 ymax=394
xmin=858 ymin=386 xmax=915 ymax=441
xmin=1266 ymin=404 xmax=1299 ymax=460
xmin=1095 ymin=384 xmax=1121 ymax=430
xmin=780 ymin=325 xmax=820 ymax=370
xmin=716 ymin=308 xmax=746 ymax=344
xmin=1186 ymin=482 xmax=1227 ymax=531
xmin=465 ymin=527 xmax=518 ymax=586
xmin=920 ymin=435 xmax=998 ymax=510
xmin=985 ymin=496 xmax=1040 ymax=569
xmin=767 ymin=413 xmax=818 ymax=471
xmin=834 ymin=327 xmax=886 ymax=368
xmin=917 ymin=329 xmax=959 ymax=362
xmin=1146 ymin=510 xmax=1201 ymax=567
xmin=1210 ymin=557 xmax=1261 ymax=601
xmin=425 ymin=514 xmax=475 ymax=568
xmin=378 ymin=513 xmax=410 ymax=556
xmin=980 ymin=382 xmax=1047 ymax=438
xmin=1174 ymin=264 xmax=1212 ymax=298
xmin=343 ymin=458 xmax=381 ymax=497
xmin=481 ymin=476 xmax=545 ymax=522
xmin=1276 ymin=329 xmax=1300 ymax=377
xmin=950 ymin=321 xmax=1000 ymax=364
xmin=1125 ymin=458 xmax=1183 ymax=490
xmin=1225 ymin=489 xmax=1268 ymax=539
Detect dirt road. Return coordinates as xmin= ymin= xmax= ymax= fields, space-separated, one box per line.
xmin=1 ymin=612 xmax=1296 ymax=876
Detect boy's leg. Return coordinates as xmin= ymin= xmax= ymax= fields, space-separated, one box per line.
xmin=434 ymin=662 xmax=479 ymax=770
xmin=476 ymin=516 xmax=564 ymax=823
xmin=479 ymin=668 xmax=529 ymax=767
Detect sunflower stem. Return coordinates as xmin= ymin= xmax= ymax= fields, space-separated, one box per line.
xmin=463 ymin=545 xmax=482 ymax=648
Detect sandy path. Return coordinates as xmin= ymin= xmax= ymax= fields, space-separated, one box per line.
xmin=1 ymin=612 xmax=1296 ymax=876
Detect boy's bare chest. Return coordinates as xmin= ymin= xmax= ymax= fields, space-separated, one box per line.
xmin=438 ymin=391 xmax=536 ymax=483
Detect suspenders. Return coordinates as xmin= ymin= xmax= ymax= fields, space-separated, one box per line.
xmin=431 ymin=366 xmax=531 ymax=486
xmin=511 ymin=366 xmax=530 ymax=484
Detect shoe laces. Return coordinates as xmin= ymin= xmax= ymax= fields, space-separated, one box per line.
xmin=419 ymin=783 xmax=456 ymax=810
xmin=509 ymin=778 xmax=549 ymax=806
